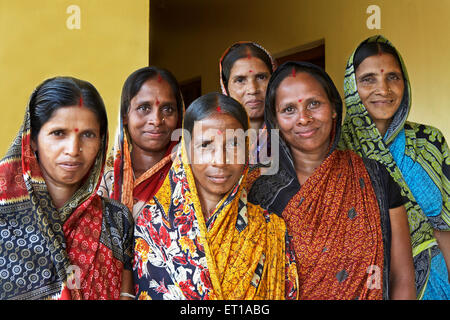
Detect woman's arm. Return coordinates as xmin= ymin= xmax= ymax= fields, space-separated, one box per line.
xmin=389 ymin=205 xmax=416 ymax=300
xmin=120 ymin=269 xmax=135 ymax=300
xmin=433 ymin=230 xmax=450 ymax=283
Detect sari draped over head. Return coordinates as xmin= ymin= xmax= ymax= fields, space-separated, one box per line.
xmin=0 ymin=90 xmax=133 ymax=300
xmin=219 ymin=41 xmax=277 ymax=166
xmin=339 ymin=35 xmax=450 ymax=299
xmin=98 ymin=89 xmax=184 ymax=221
xmin=133 ymin=126 xmax=298 ymax=300
xmin=249 ymin=61 xmax=393 ymax=299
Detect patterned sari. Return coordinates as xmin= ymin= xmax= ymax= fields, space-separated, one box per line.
xmin=0 ymin=94 xmax=133 ymax=300
xmin=339 ymin=35 xmax=450 ymax=299
xmin=133 ymin=128 xmax=298 ymax=300
xmin=98 ymin=95 xmax=184 ymax=221
xmin=249 ymin=61 xmax=392 ymax=299
xmin=219 ymin=41 xmax=277 ymax=165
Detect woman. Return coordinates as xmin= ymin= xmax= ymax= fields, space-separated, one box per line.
xmin=0 ymin=77 xmax=133 ymax=300
xmin=340 ymin=35 xmax=450 ymax=299
xmin=132 ymin=92 xmax=298 ymax=300
xmin=248 ymin=61 xmax=416 ymax=299
xmin=219 ymin=41 xmax=276 ymax=165
xmin=98 ymin=67 xmax=184 ymax=221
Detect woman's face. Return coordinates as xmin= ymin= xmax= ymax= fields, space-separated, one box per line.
xmin=32 ymin=105 xmax=101 ymax=189
xmin=125 ymin=78 xmax=178 ymax=153
xmin=227 ymin=56 xmax=271 ymax=122
xmin=275 ymin=72 xmax=336 ymax=157
xmin=355 ymin=53 xmax=405 ymax=126
xmin=190 ymin=112 xmax=246 ymax=201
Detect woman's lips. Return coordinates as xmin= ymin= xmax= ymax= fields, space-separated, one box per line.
xmin=58 ymin=161 xmax=83 ymax=171
xmin=294 ymin=128 xmax=317 ymax=138
xmin=207 ymin=175 xmax=231 ymax=184
xmin=370 ymin=99 xmax=394 ymax=106
xmin=245 ymin=99 xmax=264 ymax=108
xmin=143 ymin=130 xmax=166 ymax=138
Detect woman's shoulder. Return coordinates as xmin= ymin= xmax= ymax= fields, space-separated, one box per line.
xmin=100 ymin=196 xmax=133 ymax=224
xmin=404 ymin=121 xmax=447 ymax=144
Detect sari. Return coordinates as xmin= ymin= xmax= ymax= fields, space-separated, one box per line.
xmin=219 ymin=41 xmax=277 ymax=166
xmin=98 ymin=92 xmax=184 ymax=221
xmin=0 ymin=91 xmax=133 ymax=300
xmin=249 ymin=61 xmax=393 ymax=299
xmin=339 ymin=35 xmax=450 ymax=299
xmin=133 ymin=127 xmax=298 ymax=300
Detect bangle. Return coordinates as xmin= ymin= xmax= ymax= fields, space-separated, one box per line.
xmin=120 ymin=292 xmax=136 ymax=299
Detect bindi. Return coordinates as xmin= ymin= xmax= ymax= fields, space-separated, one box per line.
xmin=74 ymin=128 xmax=79 ymax=133
xmin=157 ymin=73 xmax=162 ymax=83
xmin=298 ymin=99 xmax=303 ymax=103
xmin=216 ymin=105 xmax=222 ymax=113
xmin=155 ymin=98 xmax=160 ymax=106
xmin=292 ymin=68 xmax=296 ymax=78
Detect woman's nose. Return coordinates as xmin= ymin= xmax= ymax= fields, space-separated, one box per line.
xmin=65 ymin=135 xmax=81 ymax=156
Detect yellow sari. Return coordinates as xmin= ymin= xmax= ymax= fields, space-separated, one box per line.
xmin=133 ymin=132 xmax=297 ymax=300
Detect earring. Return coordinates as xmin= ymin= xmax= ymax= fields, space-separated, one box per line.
xmin=79 ymin=147 xmax=83 ymax=152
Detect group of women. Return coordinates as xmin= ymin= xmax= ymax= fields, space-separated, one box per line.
xmin=0 ymin=35 xmax=448 ymax=300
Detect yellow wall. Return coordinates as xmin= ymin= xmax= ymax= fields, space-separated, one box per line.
xmin=0 ymin=0 xmax=149 ymax=155
xmin=150 ymin=0 xmax=450 ymax=139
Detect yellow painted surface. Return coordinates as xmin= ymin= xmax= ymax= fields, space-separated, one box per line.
xmin=0 ymin=0 xmax=149 ymax=155
xmin=150 ymin=0 xmax=450 ymax=139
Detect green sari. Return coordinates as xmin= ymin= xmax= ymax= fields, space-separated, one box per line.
xmin=339 ymin=35 xmax=450 ymax=299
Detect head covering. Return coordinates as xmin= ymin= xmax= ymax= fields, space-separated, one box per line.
xmin=98 ymin=77 xmax=185 ymax=221
xmin=133 ymin=99 xmax=298 ymax=300
xmin=339 ymin=35 xmax=450 ymax=299
xmin=249 ymin=61 xmax=389 ymax=299
xmin=0 ymin=79 xmax=133 ymax=300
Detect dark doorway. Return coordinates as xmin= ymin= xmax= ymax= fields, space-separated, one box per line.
xmin=180 ymin=77 xmax=201 ymax=109
xmin=275 ymin=41 xmax=325 ymax=69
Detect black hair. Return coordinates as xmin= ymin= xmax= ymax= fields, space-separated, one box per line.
xmin=221 ymin=43 xmax=273 ymax=93
xmin=120 ymin=66 xmax=183 ymax=121
xmin=353 ymin=41 xmax=402 ymax=72
xmin=29 ymin=76 xmax=108 ymax=141
xmin=183 ymin=92 xmax=249 ymax=144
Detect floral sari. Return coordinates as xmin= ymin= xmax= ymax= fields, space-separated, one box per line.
xmin=133 ymin=128 xmax=298 ymax=300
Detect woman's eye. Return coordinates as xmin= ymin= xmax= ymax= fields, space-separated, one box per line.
xmin=227 ymin=139 xmax=239 ymax=148
xmin=257 ymin=74 xmax=268 ymax=80
xmin=308 ymin=101 xmax=321 ymax=109
xmin=83 ymin=131 xmax=97 ymax=139
xmin=51 ymin=130 xmax=64 ymax=137
xmin=138 ymin=104 xmax=151 ymax=112
xmin=360 ymin=76 xmax=375 ymax=84
xmin=387 ymin=74 xmax=401 ymax=81
xmin=282 ymin=105 xmax=295 ymax=114
xmin=162 ymin=105 xmax=175 ymax=114
xmin=234 ymin=76 xmax=246 ymax=84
